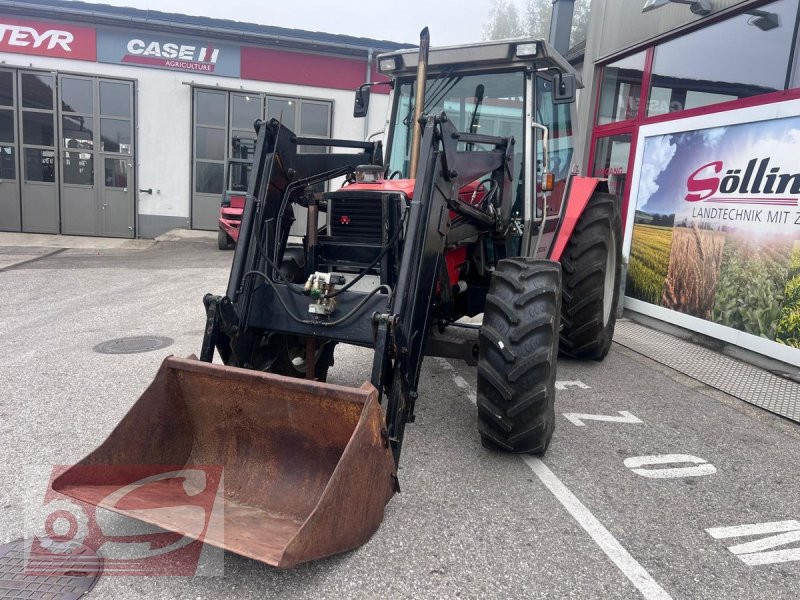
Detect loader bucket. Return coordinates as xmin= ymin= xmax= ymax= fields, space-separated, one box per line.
xmin=52 ymin=356 xmax=396 ymax=568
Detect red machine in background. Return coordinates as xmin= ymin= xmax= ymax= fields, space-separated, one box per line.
xmin=217 ymin=156 xmax=252 ymax=249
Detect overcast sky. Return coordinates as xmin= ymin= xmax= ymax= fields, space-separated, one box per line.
xmin=79 ymin=0 xmax=498 ymax=46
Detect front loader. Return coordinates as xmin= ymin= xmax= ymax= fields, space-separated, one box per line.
xmin=54 ymin=31 xmax=622 ymax=568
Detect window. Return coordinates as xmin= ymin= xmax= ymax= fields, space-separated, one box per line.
xmin=0 ymin=72 xmax=13 ymax=107
xmin=195 ymin=127 xmax=225 ymax=160
xmin=195 ymin=162 xmax=224 ymax=194
xmin=195 ymin=91 xmax=226 ymax=126
xmin=60 ymin=78 xmax=93 ymax=114
xmin=0 ymin=109 xmax=13 ymax=144
xmin=597 ymin=51 xmax=646 ymax=125
xmin=647 ymin=0 xmax=797 ymax=117
xmin=104 ymin=158 xmax=128 ymax=188
xmin=24 ymin=148 xmax=55 ymax=182
xmin=0 ymin=146 xmax=14 ymax=179
xmin=99 ymin=82 xmax=130 ymax=118
xmin=21 ymin=73 xmax=54 ymax=110
xmin=231 ymin=95 xmax=260 ymax=129
xmin=230 ymin=93 xmax=259 ymax=160
xmin=22 ymin=112 xmax=54 ymax=146
xmin=592 ymin=134 xmax=631 ymax=205
xmin=265 ymin=96 xmax=331 ymax=154
xmin=389 ymin=71 xmax=525 ymax=182
xmin=193 ymin=90 xmax=228 ymax=198
xmin=192 ymin=89 xmax=332 ymax=203
xmin=63 ymin=151 xmax=93 ymax=185
xmin=100 ymin=119 xmax=131 ymax=154
xmin=266 ymin=98 xmax=296 ymax=127
xmin=537 ymin=76 xmax=574 ymax=215
xmin=300 ymin=102 xmax=329 ymax=136
xmin=62 ymin=116 xmax=94 ymax=150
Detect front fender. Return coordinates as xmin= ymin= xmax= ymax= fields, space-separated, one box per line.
xmin=548 ymin=176 xmax=609 ymax=262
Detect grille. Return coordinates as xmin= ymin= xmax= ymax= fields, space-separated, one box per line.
xmin=329 ymin=195 xmax=383 ymax=242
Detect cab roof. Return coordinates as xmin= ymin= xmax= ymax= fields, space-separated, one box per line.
xmin=377 ymin=38 xmax=580 ymax=85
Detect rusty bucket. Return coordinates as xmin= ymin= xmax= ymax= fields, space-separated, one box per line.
xmin=52 ymin=356 xmax=396 ymax=568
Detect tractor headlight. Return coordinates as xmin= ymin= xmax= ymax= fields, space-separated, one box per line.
xmin=355 ymin=164 xmax=385 ymax=183
xmin=515 ymin=43 xmax=538 ymax=57
xmin=378 ymin=57 xmax=399 ymax=73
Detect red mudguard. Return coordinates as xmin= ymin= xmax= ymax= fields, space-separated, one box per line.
xmin=548 ymin=176 xmax=607 ymax=262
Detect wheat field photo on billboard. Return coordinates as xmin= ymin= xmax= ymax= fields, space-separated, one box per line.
xmin=663 ymin=226 xmax=726 ymax=320
xmin=626 ymin=223 xmax=673 ymax=305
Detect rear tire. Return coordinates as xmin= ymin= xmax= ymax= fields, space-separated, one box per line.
xmin=559 ymin=193 xmax=622 ymax=361
xmin=477 ymin=258 xmax=561 ymax=454
xmin=218 ymin=228 xmax=233 ymax=250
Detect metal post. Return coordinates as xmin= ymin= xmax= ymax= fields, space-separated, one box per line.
xmin=548 ymin=0 xmax=575 ymax=56
xmin=409 ymin=28 xmax=430 ymax=180
xmin=363 ymin=48 xmax=373 ymax=140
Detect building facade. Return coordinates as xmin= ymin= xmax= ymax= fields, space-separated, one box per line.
xmin=0 ymin=0 xmax=405 ymax=239
xmin=577 ymin=0 xmax=800 ymax=366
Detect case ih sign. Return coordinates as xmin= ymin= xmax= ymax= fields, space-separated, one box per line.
xmin=96 ymin=29 xmax=240 ymax=76
xmin=0 ymin=17 xmax=96 ymax=61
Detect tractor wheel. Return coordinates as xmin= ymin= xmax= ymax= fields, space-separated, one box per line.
xmin=477 ymin=258 xmax=561 ymax=454
xmin=559 ymin=193 xmax=622 ymax=361
xmin=251 ymin=333 xmax=335 ymax=382
xmin=218 ymin=228 xmax=233 ymax=250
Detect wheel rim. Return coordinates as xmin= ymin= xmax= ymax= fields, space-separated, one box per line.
xmin=603 ymin=229 xmax=617 ymax=327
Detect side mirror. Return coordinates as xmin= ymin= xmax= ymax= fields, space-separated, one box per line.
xmin=553 ymin=73 xmax=576 ymax=105
xmin=353 ymin=85 xmax=371 ymax=118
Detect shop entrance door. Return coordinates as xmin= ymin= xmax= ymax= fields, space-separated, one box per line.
xmin=59 ymin=76 xmax=135 ymax=238
xmin=0 ymin=69 xmax=20 ymax=232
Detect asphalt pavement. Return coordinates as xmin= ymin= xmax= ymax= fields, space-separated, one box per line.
xmin=1 ymin=236 xmax=799 ymax=599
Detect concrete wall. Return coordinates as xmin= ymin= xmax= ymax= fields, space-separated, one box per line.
xmin=0 ymin=51 xmax=390 ymax=234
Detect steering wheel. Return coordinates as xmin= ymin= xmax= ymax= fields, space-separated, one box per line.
xmin=388 ymin=170 xmax=403 ymax=180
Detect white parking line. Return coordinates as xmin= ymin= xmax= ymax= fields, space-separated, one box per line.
xmin=435 ymin=358 xmax=673 ymax=600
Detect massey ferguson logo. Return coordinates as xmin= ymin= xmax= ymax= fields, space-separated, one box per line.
xmin=686 ymin=158 xmax=800 ymax=206
xmin=0 ymin=22 xmax=73 ymax=50
xmin=124 ymin=38 xmax=220 ymax=72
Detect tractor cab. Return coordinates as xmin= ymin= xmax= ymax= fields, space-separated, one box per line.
xmin=360 ymin=38 xmax=579 ymax=258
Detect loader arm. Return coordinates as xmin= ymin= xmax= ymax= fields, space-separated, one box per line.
xmin=202 ymin=112 xmax=512 ymax=465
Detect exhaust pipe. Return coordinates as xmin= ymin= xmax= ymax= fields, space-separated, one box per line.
xmin=408 ymin=27 xmax=430 ymax=179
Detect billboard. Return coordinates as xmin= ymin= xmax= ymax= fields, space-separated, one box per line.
xmin=0 ymin=16 xmax=96 ymax=61
xmin=624 ymin=101 xmax=800 ymax=364
xmin=97 ymin=29 xmax=240 ymax=76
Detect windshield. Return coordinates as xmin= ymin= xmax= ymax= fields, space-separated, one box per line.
xmin=387 ymin=70 xmax=526 ymax=188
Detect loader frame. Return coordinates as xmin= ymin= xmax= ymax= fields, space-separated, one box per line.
xmin=202 ymin=114 xmax=514 ymax=464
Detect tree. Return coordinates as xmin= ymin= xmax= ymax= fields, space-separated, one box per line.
xmin=484 ymin=0 xmax=593 ymax=49
xmin=482 ymin=0 xmax=525 ymax=41
xmin=523 ymin=0 xmax=551 ymax=40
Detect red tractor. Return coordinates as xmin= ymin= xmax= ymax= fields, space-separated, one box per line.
xmin=217 ymin=155 xmax=252 ymax=249
xmin=56 ymin=32 xmax=622 ymax=568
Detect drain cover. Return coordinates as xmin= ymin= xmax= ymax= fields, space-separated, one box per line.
xmin=0 ymin=538 xmax=102 ymax=599
xmin=93 ymin=336 xmax=173 ymax=355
